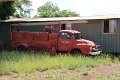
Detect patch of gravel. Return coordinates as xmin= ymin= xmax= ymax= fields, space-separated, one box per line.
xmin=1 ymin=63 xmax=120 ymax=80
xmin=90 ymin=63 xmax=120 ymax=75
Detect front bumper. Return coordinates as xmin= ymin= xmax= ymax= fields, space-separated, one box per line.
xmin=90 ymin=50 xmax=102 ymax=55
xmin=89 ymin=45 xmax=102 ymax=55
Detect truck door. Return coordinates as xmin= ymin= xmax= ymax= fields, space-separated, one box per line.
xmin=58 ymin=32 xmax=73 ymax=51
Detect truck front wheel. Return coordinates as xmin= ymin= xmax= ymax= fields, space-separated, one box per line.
xmin=70 ymin=49 xmax=81 ymax=55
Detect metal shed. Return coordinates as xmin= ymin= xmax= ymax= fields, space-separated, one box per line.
xmin=0 ymin=15 xmax=120 ymax=53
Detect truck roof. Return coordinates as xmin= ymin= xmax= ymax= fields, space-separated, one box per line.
xmin=59 ymin=30 xmax=80 ymax=34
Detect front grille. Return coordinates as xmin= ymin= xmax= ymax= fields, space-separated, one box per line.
xmin=92 ymin=45 xmax=101 ymax=52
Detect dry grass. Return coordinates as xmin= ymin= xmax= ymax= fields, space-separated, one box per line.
xmin=0 ymin=51 xmax=119 ymax=74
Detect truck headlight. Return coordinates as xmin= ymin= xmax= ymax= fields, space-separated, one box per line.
xmin=90 ymin=46 xmax=92 ymax=50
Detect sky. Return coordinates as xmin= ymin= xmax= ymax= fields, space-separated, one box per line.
xmin=30 ymin=0 xmax=120 ymax=17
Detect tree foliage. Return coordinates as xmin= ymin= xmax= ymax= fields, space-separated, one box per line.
xmin=0 ymin=1 xmax=15 ymax=20
xmin=14 ymin=0 xmax=32 ymax=18
xmin=55 ymin=10 xmax=79 ymax=17
xmin=37 ymin=1 xmax=59 ymax=18
xmin=36 ymin=1 xmax=79 ymax=18
xmin=0 ymin=0 xmax=32 ymax=20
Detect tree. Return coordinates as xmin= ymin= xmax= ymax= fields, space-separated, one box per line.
xmin=36 ymin=1 xmax=79 ymax=18
xmin=55 ymin=10 xmax=79 ymax=17
xmin=0 ymin=1 xmax=15 ymax=20
xmin=14 ymin=0 xmax=32 ymax=18
xmin=37 ymin=1 xmax=59 ymax=18
xmin=0 ymin=0 xmax=32 ymax=20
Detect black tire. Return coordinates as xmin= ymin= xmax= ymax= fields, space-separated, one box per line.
xmin=70 ymin=49 xmax=81 ymax=55
xmin=16 ymin=45 xmax=26 ymax=51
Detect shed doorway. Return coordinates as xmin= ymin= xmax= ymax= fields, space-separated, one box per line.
xmin=61 ymin=24 xmax=66 ymax=30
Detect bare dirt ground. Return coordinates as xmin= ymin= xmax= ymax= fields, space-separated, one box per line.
xmin=1 ymin=63 xmax=120 ymax=80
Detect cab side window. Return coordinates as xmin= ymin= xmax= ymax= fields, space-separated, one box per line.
xmin=60 ymin=33 xmax=70 ymax=39
xmin=71 ymin=34 xmax=75 ymax=39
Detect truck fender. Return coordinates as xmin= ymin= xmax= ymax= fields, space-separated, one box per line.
xmin=17 ymin=43 xmax=29 ymax=48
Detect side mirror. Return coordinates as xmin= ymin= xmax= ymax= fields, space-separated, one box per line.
xmin=81 ymin=36 xmax=82 ymax=38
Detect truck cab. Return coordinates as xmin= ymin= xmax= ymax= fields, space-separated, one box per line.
xmin=58 ymin=30 xmax=102 ymax=55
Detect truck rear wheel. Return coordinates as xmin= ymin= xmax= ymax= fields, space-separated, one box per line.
xmin=70 ymin=49 xmax=81 ymax=55
xmin=16 ymin=45 xmax=27 ymax=51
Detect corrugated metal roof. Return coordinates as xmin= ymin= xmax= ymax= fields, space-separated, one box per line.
xmin=0 ymin=17 xmax=84 ymax=22
xmin=1 ymin=15 xmax=120 ymax=22
xmin=81 ymin=15 xmax=120 ymax=20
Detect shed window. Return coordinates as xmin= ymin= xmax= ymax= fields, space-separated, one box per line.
xmin=11 ymin=26 xmax=19 ymax=32
xmin=103 ymin=19 xmax=117 ymax=33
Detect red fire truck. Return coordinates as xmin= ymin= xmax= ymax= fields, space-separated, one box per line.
xmin=12 ymin=27 xmax=102 ymax=55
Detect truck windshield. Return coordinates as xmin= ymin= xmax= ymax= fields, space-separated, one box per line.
xmin=72 ymin=33 xmax=81 ymax=39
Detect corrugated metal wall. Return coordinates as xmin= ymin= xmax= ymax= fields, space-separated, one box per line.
xmin=0 ymin=22 xmax=11 ymax=49
xmin=19 ymin=25 xmax=45 ymax=32
xmin=17 ymin=24 xmax=60 ymax=33
xmin=117 ymin=19 xmax=120 ymax=53
xmin=72 ymin=20 xmax=120 ymax=53
xmin=0 ymin=23 xmax=2 ymax=49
